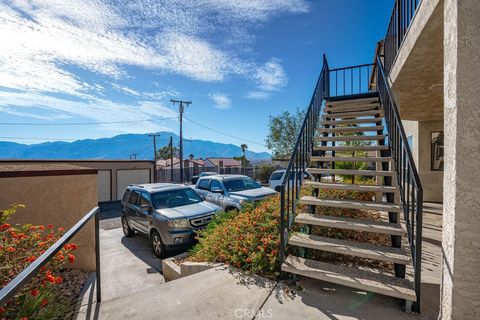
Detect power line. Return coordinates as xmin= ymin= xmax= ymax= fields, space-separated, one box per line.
xmin=184 ymin=116 xmax=266 ymax=147
xmin=0 ymin=117 xmax=177 ymax=126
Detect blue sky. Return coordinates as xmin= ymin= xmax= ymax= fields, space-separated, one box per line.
xmin=0 ymin=0 xmax=394 ymax=153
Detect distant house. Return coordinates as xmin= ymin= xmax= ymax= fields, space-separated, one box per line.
xmin=204 ymin=158 xmax=242 ymax=170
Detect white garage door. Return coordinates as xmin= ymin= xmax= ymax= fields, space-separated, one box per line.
xmin=97 ymin=170 xmax=111 ymax=202
xmin=116 ymin=169 xmax=151 ymax=200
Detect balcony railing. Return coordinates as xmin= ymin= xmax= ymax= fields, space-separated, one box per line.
xmin=328 ymin=63 xmax=376 ymax=98
xmin=384 ymin=0 xmax=423 ymax=73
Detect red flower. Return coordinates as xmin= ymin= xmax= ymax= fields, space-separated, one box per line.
xmin=29 ymin=225 xmax=36 ymax=231
xmin=68 ymin=253 xmax=76 ymax=263
xmin=46 ymin=274 xmax=56 ymax=283
xmin=6 ymin=247 xmax=15 ymax=253
xmin=55 ymin=276 xmax=63 ymax=284
xmin=41 ymin=298 xmax=49 ymax=307
xmin=37 ymin=225 xmax=46 ymax=230
xmin=57 ymin=254 xmax=65 ymax=261
xmin=57 ymin=227 xmax=65 ymax=232
xmin=0 ymin=306 xmax=5 ymax=314
xmin=47 ymin=224 xmax=53 ymax=229
xmin=25 ymin=255 xmax=36 ymax=263
xmin=0 ymin=223 xmax=11 ymax=231
xmin=30 ymin=288 xmax=39 ymax=296
xmin=246 ymin=258 xmax=252 ymax=263
xmin=65 ymin=243 xmax=78 ymax=250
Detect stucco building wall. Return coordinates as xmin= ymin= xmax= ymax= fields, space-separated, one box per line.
xmin=0 ymin=169 xmax=98 ymax=271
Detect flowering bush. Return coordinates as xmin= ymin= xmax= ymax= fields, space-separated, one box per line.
xmin=190 ymin=196 xmax=281 ymax=277
xmin=0 ymin=204 xmax=78 ymax=320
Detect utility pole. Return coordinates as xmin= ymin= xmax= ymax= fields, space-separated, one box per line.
xmin=171 ymin=99 xmax=192 ymax=183
xmin=149 ymin=133 xmax=161 ymax=182
xmin=169 ymin=136 xmax=174 ymax=182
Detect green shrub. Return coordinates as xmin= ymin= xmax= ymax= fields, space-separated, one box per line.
xmin=190 ymin=196 xmax=280 ymax=277
xmin=254 ymin=164 xmax=280 ymax=184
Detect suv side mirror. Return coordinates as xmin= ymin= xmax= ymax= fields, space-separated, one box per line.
xmin=211 ymin=187 xmax=224 ymax=194
xmin=140 ymin=204 xmax=152 ymax=213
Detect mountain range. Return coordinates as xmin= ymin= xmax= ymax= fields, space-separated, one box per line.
xmin=0 ymin=133 xmax=271 ymax=160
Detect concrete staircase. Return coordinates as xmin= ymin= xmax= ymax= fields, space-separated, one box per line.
xmin=281 ymin=95 xmax=416 ymax=307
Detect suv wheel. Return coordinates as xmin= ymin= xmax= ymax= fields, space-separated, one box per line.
xmin=151 ymin=230 xmax=166 ymax=258
xmin=121 ymin=216 xmax=135 ymax=237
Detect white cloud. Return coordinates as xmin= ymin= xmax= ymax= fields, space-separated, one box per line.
xmin=246 ymin=91 xmax=270 ymax=100
xmin=0 ymin=0 xmax=307 ymax=131
xmin=111 ymin=83 xmax=140 ymax=96
xmin=209 ymin=93 xmax=232 ymax=109
xmin=255 ymin=58 xmax=288 ymax=91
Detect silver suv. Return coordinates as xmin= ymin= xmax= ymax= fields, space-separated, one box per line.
xmin=121 ymin=183 xmax=221 ymax=258
xmin=194 ymin=175 xmax=276 ymax=211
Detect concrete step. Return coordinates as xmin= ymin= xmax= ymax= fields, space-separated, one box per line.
xmin=313 ymin=145 xmax=389 ymax=152
xmin=320 ymin=118 xmax=382 ymax=126
xmin=322 ymin=110 xmax=383 ymax=119
xmin=294 ymin=213 xmax=404 ymax=236
xmin=299 ymin=196 xmax=402 ymax=212
xmin=310 ymin=156 xmax=392 ymax=163
xmin=289 ymin=233 xmax=411 ymax=264
xmin=326 ymin=97 xmax=379 ymax=108
xmin=318 ymin=126 xmax=384 ymax=134
xmin=316 ymin=135 xmax=386 ymax=142
xmin=304 ymin=181 xmax=398 ymax=193
xmin=281 ymin=256 xmax=416 ymax=301
xmin=325 ymin=104 xmax=380 ymax=113
xmin=306 ymin=168 xmax=394 ymax=177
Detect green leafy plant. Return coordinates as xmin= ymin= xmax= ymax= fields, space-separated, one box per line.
xmin=0 ymin=204 xmax=79 ymax=320
xmin=190 ymin=196 xmax=281 ymax=277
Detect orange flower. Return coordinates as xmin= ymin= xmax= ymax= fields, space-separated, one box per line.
xmin=57 ymin=254 xmax=65 ymax=261
xmin=46 ymin=274 xmax=56 ymax=283
xmin=68 ymin=253 xmax=76 ymax=263
xmin=37 ymin=225 xmax=46 ymax=230
xmin=65 ymin=243 xmax=78 ymax=250
xmin=246 ymin=258 xmax=252 ymax=263
xmin=30 ymin=288 xmax=39 ymax=296
xmin=25 ymin=255 xmax=36 ymax=263
xmin=41 ymin=298 xmax=48 ymax=307
xmin=29 ymin=225 xmax=36 ymax=231
xmin=6 ymin=247 xmax=15 ymax=253
xmin=0 ymin=223 xmax=11 ymax=231
xmin=57 ymin=227 xmax=65 ymax=232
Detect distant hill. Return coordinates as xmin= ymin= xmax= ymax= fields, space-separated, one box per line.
xmin=0 ymin=133 xmax=271 ymax=160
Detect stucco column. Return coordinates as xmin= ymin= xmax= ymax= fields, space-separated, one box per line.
xmin=442 ymin=0 xmax=480 ymax=319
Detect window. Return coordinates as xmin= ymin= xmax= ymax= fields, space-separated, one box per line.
xmin=198 ymin=179 xmax=210 ymax=190
xmin=431 ymin=131 xmax=444 ymax=171
xmin=224 ymin=177 xmax=261 ymax=192
xmin=210 ymin=180 xmax=223 ymax=191
xmin=128 ymin=190 xmax=140 ymax=206
xmin=407 ymin=135 xmax=413 ymax=149
xmin=151 ymin=188 xmax=203 ymax=209
xmin=122 ymin=190 xmax=130 ymax=203
xmin=139 ymin=192 xmax=151 ymax=207
xmin=269 ymin=172 xmax=284 ymax=181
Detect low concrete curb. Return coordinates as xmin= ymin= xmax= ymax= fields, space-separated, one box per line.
xmin=161 ymin=253 xmax=222 ymax=281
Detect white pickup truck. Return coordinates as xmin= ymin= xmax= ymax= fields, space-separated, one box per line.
xmin=194 ymin=174 xmax=276 ymax=211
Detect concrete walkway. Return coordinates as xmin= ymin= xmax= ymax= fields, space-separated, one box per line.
xmin=75 ymin=206 xmax=442 ymax=319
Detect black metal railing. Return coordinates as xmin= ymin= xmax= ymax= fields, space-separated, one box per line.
xmin=328 ymin=63 xmax=375 ymax=98
xmin=278 ymin=55 xmax=328 ymax=269
xmin=376 ymin=55 xmax=423 ymax=312
xmin=0 ymin=207 xmax=101 ymax=307
xmin=384 ymin=0 xmax=423 ymax=73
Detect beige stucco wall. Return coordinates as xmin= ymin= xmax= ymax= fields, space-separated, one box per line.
xmin=402 ymin=120 xmax=443 ymax=202
xmin=442 ymin=0 xmax=480 ymax=318
xmin=0 ymin=174 xmax=98 ymax=271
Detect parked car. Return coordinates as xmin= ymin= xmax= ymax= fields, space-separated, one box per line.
xmin=194 ymin=175 xmax=276 ymax=211
xmin=121 ymin=183 xmax=221 ymax=258
xmin=191 ymin=171 xmax=219 ymax=185
xmin=268 ymin=169 xmax=314 ymax=192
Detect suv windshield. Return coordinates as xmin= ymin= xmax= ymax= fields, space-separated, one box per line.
xmin=150 ymin=188 xmax=203 ymax=209
xmin=224 ymin=177 xmax=261 ymax=192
